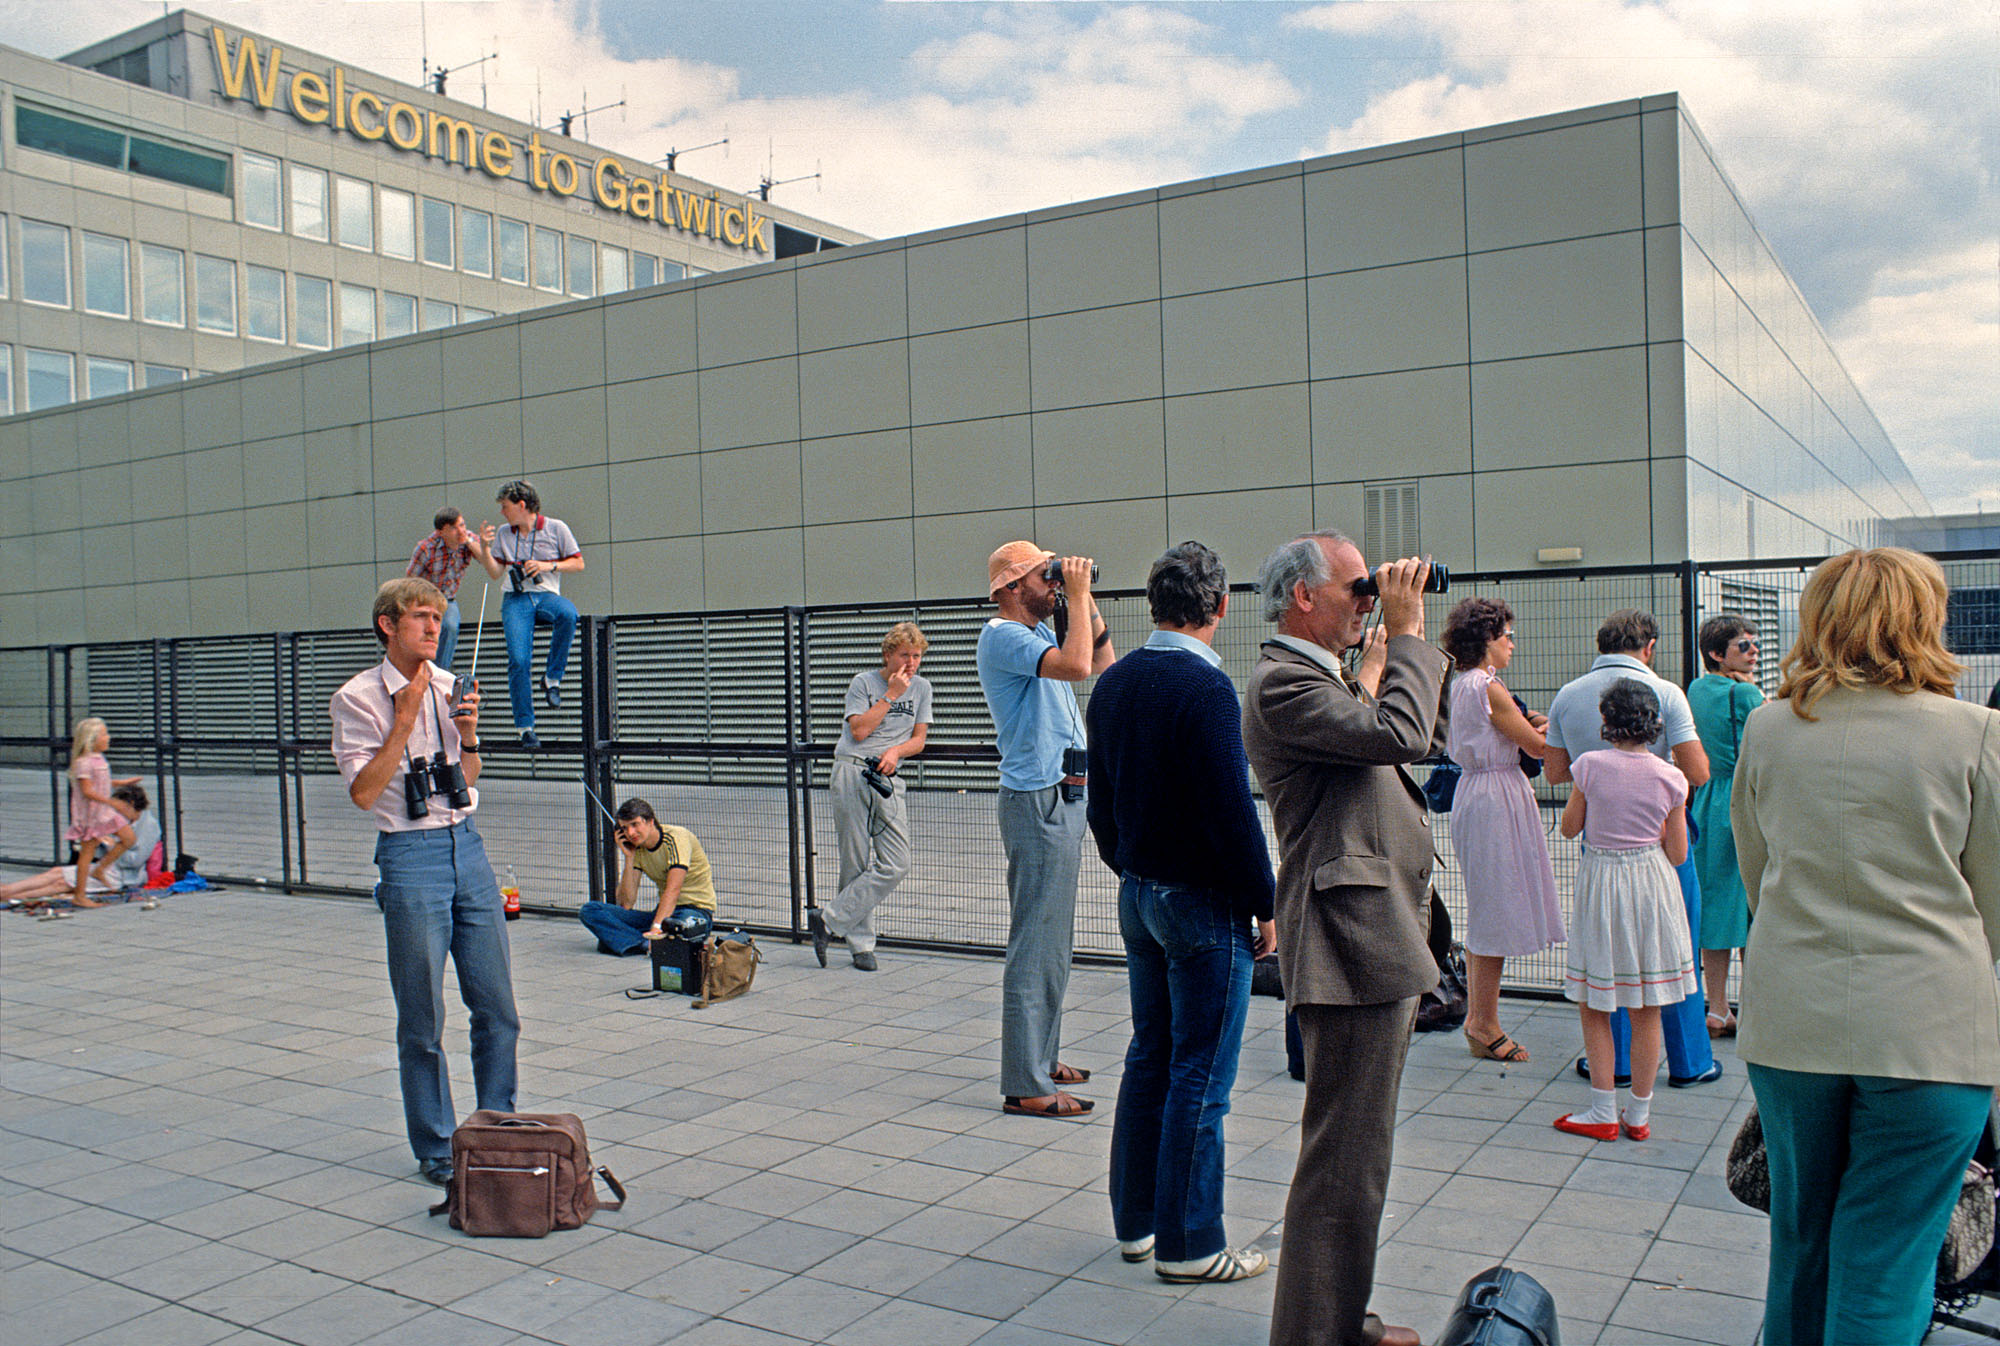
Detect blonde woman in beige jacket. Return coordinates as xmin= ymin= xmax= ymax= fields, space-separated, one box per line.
xmin=1732 ymin=546 xmax=2000 ymax=1346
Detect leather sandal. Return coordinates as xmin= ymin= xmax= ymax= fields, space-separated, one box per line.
xmin=1050 ymin=1062 xmax=1091 ymax=1085
xmin=1003 ymin=1092 xmax=1094 ymax=1120
xmin=1465 ymin=1029 xmax=1530 ymax=1063
xmin=1706 ymin=1011 xmax=1738 ymax=1039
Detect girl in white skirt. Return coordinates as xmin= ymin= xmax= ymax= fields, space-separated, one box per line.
xmin=1555 ymin=679 xmax=1697 ymax=1142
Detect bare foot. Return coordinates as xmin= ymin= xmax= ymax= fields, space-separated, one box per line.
xmin=71 ymin=895 xmax=103 ymax=909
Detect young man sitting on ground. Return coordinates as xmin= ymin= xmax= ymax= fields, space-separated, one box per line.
xmin=578 ymin=798 xmax=717 ymax=954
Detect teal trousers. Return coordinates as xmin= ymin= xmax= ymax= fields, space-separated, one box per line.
xmin=1748 ymin=1063 xmax=1991 ymax=1346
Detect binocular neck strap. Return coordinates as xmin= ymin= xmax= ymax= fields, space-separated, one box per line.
xmin=396 ymin=677 xmax=450 ymax=775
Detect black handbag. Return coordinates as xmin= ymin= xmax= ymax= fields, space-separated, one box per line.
xmin=1435 ymin=1264 xmax=1561 ymax=1346
xmin=1414 ymin=893 xmax=1468 ymax=1032
xmin=1511 ymin=694 xmax=1544 ymax=780
xmin=1422 ymin=757 xmax=1460 ymax=813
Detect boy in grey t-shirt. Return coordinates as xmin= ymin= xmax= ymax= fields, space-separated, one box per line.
xmin=811 ymin=623 xmax=933 ymax=970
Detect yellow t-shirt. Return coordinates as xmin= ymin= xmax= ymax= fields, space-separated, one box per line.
xmin=632 ymin=824 xmax=716 ymax=913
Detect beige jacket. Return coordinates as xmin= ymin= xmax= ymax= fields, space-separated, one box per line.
xmin=1732 ymin=685 xmax=2000 ymax=1085
xmin=1242 ymin=635 xmax=1449 ymax=1008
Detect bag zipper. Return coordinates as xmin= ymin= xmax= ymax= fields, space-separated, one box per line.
xmin=466 ymin=1163 xmax=551 ymax=1176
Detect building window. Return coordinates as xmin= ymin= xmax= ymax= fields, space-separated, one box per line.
xmin=241 ymin=152 xmax=282 ymax=229
xmin=420 ymin=198 xmax=454 ymax=268
xmin=566 ymin=236 xmax=595 ymax=297
xmin=139 ymin=244 xmax=185 ymax=326
xmin=380 ymin=188 xmax=416 ymax=261
xmin=194 ymin=254 xmax=236 ymax=334
xmin=532 ymin=227 xmax=562 ymax=291
xmin=601 ymin=246 xmax=628 ymax=294
xmin=421 ymin=299 xmax=457 ymax=331
xmin=25 ymin=348 xmax=74 ymax=410
xmin=337 ymin=176 xmax=372 ymax=251
xmin=0 ymin=345 xmax=11 ymax=417
xmin=462 ymin=305 xmax=495 ymax=322
xmin=246 ymin=264 xmax=286 ymax=343
xmin=81 ymin=232 xmax=129 ymax=317
xmin=660 ymin=259 xmax=687 ymax=283
xmin=20 ymin=219 xmax=70 ymax=307
xmin=460 ymin=208 xmax=492 ymax=277
xmin=86 ymin=356 xmax=133 ymax=400
xmin=14 ymin=103 xmax=230 ymax=195
xmin=632 ymin=252 xmax=655 ymax=288
xmin=497 ymin=217 xmax=528 ymax=284
xmin=0 ymin=217 xmax=9 ymax=297
xmin=143 ymin=363 xmax=186 ymax=388
xmin=291 ymin=165 xmax=329 ymax=242
xmin=381 ymin=291 xmax=417 ymax=338
xmin=295 ymin=275 xmax=331 ymax=349
xmin=339 ymin=284 xmax=376 ymax=345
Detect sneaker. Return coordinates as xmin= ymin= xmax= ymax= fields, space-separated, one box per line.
xmin=1574 ymin=1055 xmax=1632 ymax=1088
xmin=541 ymin=676 xmax=561 ymax=709
xmin=1156 ymin=1246 xmax=1268 ymax=1283
xmin=807 ymin=909 xmax=830 ymax=968
xmin=850 ymin=950 xmax=877 ymax=972
xmin=1669 ymin=1061 xmax=1724 ymax=1088
xmin=1119 ymin=1234 xmax=1155 ymax=1263
xmin=519 ymin=728 xmax=541 ymax=750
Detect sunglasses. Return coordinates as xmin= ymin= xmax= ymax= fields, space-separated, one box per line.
xmin=1733 ymin=638 xmax=1759 ymax=652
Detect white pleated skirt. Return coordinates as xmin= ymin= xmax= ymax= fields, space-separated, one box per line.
xmin=1563 ymin=844 xmax=1697 ymax=1011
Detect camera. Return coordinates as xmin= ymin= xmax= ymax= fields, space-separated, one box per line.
xmin=402 ymin=751 xmax=473 ymax=819
xmin=1059 ymin=745 xmax=1088 ymax=803
xmin=508 ymin=563 xmax=531 ymax=594
xmin=1353 ymin=562 xmax=1450 ymax=597
xmin=860 ymin=757 xmax=895 ymax=799
xmin=1041 ymin=557 xmax=1099 ymax=587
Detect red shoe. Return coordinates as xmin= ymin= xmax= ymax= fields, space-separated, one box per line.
xmin=1553 ymin=1113 xmax=1620 ymax=1141
xmin=1621 ymin=1118 xmax=1651 ymax=1141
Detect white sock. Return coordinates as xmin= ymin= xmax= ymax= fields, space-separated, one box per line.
xmin=1579 ymin=1088 xmax=1618 ymax=1126
xmin=1624 ymin=1092 xmax=1653 ymax=1128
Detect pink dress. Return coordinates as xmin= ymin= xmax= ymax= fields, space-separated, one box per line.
xmin=64 ymin=753 xmax=123 ymax=842
xmin=1446 ymin=668 xmax=1565 ymax=956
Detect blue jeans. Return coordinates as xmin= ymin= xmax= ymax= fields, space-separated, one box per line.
xmin=1109 ymin=874 xmax=1253 ymax=1263
xmin=501 ymin=590 xmax=578 ymax=729
xmin=1607 ymin=854 xmax=1714 ymax=1079
xmin=373 ymin=822 xmax=520 ymax=1163
xmin=436 ymin=598 xmax=461 ymax=670
xmin=1750 ymin=1064 xmax=1992 ymax=1346
xmin=578 ymin=900 xmax=712 ymax=955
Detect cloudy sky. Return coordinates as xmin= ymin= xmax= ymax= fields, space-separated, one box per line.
xmin=10 ymin=1 xmax=1994 ymax=514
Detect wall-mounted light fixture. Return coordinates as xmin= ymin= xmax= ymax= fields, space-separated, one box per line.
xmin=1537 ymin=546 xmax=1584 ymax=564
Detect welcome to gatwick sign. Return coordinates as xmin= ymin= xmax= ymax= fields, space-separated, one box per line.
xmin=208 ymin=27 xmax=770 ymax=253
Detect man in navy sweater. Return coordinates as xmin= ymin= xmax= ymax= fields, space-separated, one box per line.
xmin=1086 ymin=540 xmax=1277 ymax=1285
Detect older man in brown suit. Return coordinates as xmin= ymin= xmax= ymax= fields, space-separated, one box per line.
xmin=1242 ymin=531 xmax=1446 ymax=1346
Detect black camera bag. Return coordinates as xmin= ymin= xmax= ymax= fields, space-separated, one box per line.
xmin=1435 ymin=1265 xmax=1559 ymax=1346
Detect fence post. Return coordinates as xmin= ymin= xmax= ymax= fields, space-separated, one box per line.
xmin=46 ymin=645 xmax=65 ymax=857
xmin=167 ymin=638 xmax=185 ymax=870
xmin=1679 ymin=560 xmax=1700 ymax=686
xmin=783 ymin=606 xmax=807 ymax=938
xmin=288 ymin=632 xmax=308 ymax=888
xmin=150 ymin=639 xmax=172 ymax=865
xmin=579 ymin=615 xmax=616 ymax=905
xmin=273 ymin=632 xmax=294 ymax=892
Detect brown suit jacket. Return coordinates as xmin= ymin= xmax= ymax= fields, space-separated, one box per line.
xmin=1242 ymin=634 xmax=1449 ymax=1008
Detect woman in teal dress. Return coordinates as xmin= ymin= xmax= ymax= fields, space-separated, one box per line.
xmin=1687 ymin=615 xmax=1763 ymax=1036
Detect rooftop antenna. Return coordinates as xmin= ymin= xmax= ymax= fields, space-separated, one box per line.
xmin=430 ymin=51 xmax=498 ymax=98
xmin=547 ymin=91 xmax=627 ymax=139
xmin=754 ymin=165 xmax=821 ymax=201
xmin=655 ymin=134 xmax=729 ymax=174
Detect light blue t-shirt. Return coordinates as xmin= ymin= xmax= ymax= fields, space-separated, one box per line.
xmin=977 ymin=618 xmax=1086 ymax=792
xmin=1545 ymin=653 xmax=1700 ymax=764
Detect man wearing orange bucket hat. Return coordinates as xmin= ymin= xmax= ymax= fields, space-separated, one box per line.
xmin=977 ymin=541 xmax=1116 ymax=1120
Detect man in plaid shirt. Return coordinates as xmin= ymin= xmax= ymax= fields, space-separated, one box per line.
xmin=406 ymin=508 xmax=494 ymax=670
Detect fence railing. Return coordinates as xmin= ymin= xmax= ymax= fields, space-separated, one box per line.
xmin=5 ymin=549 xmax=1997 ymax=988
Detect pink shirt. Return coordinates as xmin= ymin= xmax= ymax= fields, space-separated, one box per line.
xmin=330 ymin=659 xmax=477 ymax=833
xmin=1573 ymin=747 xmax=1686 ymax=850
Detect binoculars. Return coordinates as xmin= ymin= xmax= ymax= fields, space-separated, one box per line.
xmin=1041 ymin=557 xmax=1099 ymax=586
xmin=403 ymin=750 xmax=472 ymax=819
xmin=507 ymin=563 xmax=532 ymax=594
xmin=1354 ymin=562 xmax=1450 ymax=597
xmin=860 ymin=757 xmax=895 ymax=799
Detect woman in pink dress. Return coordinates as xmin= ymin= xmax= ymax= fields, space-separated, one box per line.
xmin=1443 ymin=599 xmax=1565 ymax=1062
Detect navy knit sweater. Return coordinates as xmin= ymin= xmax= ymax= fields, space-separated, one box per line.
xmin=1085 ymin=644 xmax=1276 ymax=919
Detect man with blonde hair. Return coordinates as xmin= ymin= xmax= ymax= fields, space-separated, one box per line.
xmin=811 ymin=622 xmax=933 ymax=971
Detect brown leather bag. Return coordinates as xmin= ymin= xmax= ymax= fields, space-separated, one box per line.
xmin=429 ymin=1110 xmax=625 ymax=1237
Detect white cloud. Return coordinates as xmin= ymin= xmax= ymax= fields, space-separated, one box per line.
xmin=1284 ymin=0 xmax=1997 ymax=518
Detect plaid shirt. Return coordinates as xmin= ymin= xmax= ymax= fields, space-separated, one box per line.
xmin=407 ymin=534 xmax=472 ymax=599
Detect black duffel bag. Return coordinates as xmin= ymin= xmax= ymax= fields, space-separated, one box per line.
xmin=1435 ymin=1265 xmax=1560 ymax=1346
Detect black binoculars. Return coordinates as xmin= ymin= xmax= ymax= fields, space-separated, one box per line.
xmin=507 ymin=563 xmax=531 ymax=594
xmin=1353 ymin=563 xmax=1450 ymax=597
xmin=860 ymin=757 xmax=895 ymax=799
xmin=1041 ymin=557 xmax=1099 ymax=586
xmin=403 ymin=750 xmax=473 ymax=819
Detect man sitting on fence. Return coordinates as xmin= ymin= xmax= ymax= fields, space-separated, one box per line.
xmin=2 ymin=782 xmax=162 ymax=908
xmin=578 ymin=798 xmax=716 ymax=955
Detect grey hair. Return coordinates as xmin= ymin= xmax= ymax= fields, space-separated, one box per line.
xmin=1257 ymin=530 xmax=1355 ymax=624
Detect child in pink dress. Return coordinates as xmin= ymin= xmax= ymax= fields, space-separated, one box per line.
xmin=64 ymin=717 xmax=140 ymax=908
xmin=1555 ymin=680 xmax=1697 ymax=1142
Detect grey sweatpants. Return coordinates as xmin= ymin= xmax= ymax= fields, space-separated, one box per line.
xmin=824 ymin=759 xmax=910 ymax=954
xmin=997 ymin=784 xmax=1086 ymax=1098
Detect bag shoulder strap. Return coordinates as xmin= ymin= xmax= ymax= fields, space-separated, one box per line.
xmin=595 ymin=1166 xmax=627 ymax=1211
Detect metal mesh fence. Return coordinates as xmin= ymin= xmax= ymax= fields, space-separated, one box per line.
xmin=5 ymin=547 xmax=1996 ymax=987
